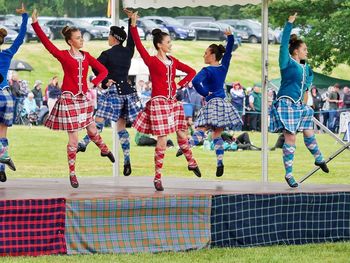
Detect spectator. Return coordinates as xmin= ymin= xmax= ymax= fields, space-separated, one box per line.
xmin=327 ymin=84 xmax=341 ymax=132
xmin=342 ymin=86 xmax=350 ymax=110
xmin=22 ymin=92 xmax=38 ymax=116
xmin=9 ymin=72 xmax=27 ymax=123
xmin=140 ymin=80 xmax=152 ymax=107
xmin=182 ymin=81 xmax=204 ymax=130
xmin=135 ymin=131 xmax=174 ymax=147
xmin=310 ymin=86 xmax=323 ymax=131
xmin=47 ymin=76 xmax=61 ymax=113
xmin=321 ymin=86 xmax=332 ymax=127
xmin=230 ymin=82 xmax=245 ymax=116
xmin=31 ymin=80 xmax=43 ymax=107
xmin=249 ymin=85 xmax=262 ymax=131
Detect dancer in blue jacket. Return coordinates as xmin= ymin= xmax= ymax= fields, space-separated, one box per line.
xmin=270 ymin=13 xmax=329 ymax=188
xmin=0 ymin=3 xmax=28 ymax=182
xmin=178 ymin=28 xmax=242 ymax=177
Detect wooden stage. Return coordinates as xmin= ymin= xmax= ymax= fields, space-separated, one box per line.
xmin=1 ymin=176 xmax=350 ymax=200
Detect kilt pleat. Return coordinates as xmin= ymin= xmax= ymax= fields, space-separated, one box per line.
xmin=0 ymin=87 xmax=14 ymax=127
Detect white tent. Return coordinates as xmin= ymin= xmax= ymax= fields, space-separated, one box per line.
xmin=112 ymin=0 xmax=270 ymax=181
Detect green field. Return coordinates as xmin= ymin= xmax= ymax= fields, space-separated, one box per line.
xmin=3 ymin=39 xmax=350 ymax=89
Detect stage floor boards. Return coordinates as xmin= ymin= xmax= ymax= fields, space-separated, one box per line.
xmin=1 ymin=176 xmax=350 ymax=200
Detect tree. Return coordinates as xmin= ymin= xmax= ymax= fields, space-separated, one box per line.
xmin=242 ymin=0 xmax=350 ymax=74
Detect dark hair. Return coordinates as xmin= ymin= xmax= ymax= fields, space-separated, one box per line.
xmin=289 ymin=34 xmax=304 ymax=55
xmin=61 ymin=26 xmax=80 ymax=45
xmin=152 ymin=29 xmax=169 ymax=50
xmin=208 ymin=44 xmax=226 ymax=61
xmin=0 ymin=28 xmax=8 ymax=45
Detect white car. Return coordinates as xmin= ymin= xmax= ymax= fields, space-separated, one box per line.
xmin=88 ymin=18 xmax=145 ymax=40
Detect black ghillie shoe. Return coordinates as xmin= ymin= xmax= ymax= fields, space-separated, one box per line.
xmin=154 ymin=179 xmax=164 ymax=191
xmin=0 ymin=171 xmax=6 ymax=182
xmin=101 ymin=151 xmax=115 ymax=163
xmin=70 ymin=175 xmax=79 ymax=188
xmin=315 ymin=161 xmax=329 ymax=173
xmin=285 ymin=176 xmax=298 ymax=188
xmin=216 ymin=165 xmax=224 ymax=177
xmin=0 ymin=157 xmax=16 ymax=171
xmin=188 ymin=166 xmax=201 ymax=178
xmin=176 ymin=148 xmax=183 ymax=157
xmin=76 ymin=142 xmax=87 ymax=153
xmin=123 ymin=162 xmax=132 ymax=176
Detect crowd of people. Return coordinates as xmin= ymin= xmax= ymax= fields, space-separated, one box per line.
xmin=1 ymin=5 xmax=348 ymax=190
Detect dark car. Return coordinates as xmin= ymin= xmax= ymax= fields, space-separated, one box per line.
xmin=45 ymin=18 xmax=108 ymax=41
xmin=175 ymin=16 xmax=215 ymax=26
xmin=143 ymin=16 xmax=195 ymax=40
xmin=135 ymin=18 xmax=169 ymax=40
xmin=188 ymin=21 xmax=242 ymax=44
xmin=0 ymin=15 xmax=51 ymax=42
xmin=218 ymin=19 xmax=275 ymax=44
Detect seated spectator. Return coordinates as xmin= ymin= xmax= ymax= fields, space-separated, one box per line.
xmin=135 ymin=131 xmax=174 ymax=148
xmin=22 ymin=92 xmax=38 ymax=116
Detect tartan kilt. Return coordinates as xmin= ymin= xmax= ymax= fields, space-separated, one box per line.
xmin=195 ymin=97 xmax=242 ymax=129
xmin=45 ymin=92 xmax=94 ymax=131
xmin=133 ymin=96 xmax=187 ymax=136
xmin=269 ymin=98 xmax=314 ymax=134
xmin=0 ymin=87 xmax=14 ymax=127
xmin=95 ymin=90 xmax=140 ymax=123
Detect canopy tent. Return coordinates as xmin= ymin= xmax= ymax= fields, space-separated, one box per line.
xmin=111 ymin=0 xmax=270 ymax=181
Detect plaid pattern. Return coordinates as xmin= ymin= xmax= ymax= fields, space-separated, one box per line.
xmin=0 ymin=198 xmax=67 ymax=256
xmin=0 ymin=88 xmax=14 ymax=127
xmin=133 ymin=97 xmax=187 ymax=136
xmin=211 ymin=193 xmax=350 ymax=247
xmin=196 ymin=98 xmax=242 ymax=129
xmin=269 ymin=98 xmax=314 ymax=134
xmin=95 ymin=86 xmax=140 ymax=122
xmin=45 ymin=92 xmax=94 ymax=131
xmin=65 ymin=196 xmax=211 ymax=254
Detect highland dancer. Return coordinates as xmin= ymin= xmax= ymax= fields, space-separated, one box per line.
xmin=32 ymin=9 xmax=115 ymax=188
xmin=269 ymin=13 xmax=329 ymax=188
xmin=130 ymin=11 xmax=201 ymax=191
xmin=77 ymin=9 xmax=140 ymax=176
xmin=177 ymin=28 xmax=242 ymax=177
xmin=0 ymin=3 xmax=27 ymax=182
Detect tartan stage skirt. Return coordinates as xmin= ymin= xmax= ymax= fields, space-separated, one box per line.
xmin=195 ymin=97 xmax=242 ymax=129
xmin=45 ymin=92 xmax=94 ymax=131
xmin=95 ymin=87 xmax=140 ymax=123
xmin=133 ymin=96 xmax=187 ymax=136
xmin=269 ymin=98 xmax=314 ymax=134
xmin=0 ymin=87 xmax=14 ymax=127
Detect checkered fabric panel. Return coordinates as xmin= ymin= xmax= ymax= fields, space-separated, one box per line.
xmin=65 ymin=196 xmax=211 ymax=254
xmin=0 ymin=198 xmax=67 ymax=256
xmin=211 ymin=193 xmax=350 ymax=247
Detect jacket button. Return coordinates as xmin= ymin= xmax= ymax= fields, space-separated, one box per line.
xmin=121 ymin=80 xmax=124 ymax=83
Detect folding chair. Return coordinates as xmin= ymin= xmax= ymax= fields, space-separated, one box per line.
xmin=299 ymin=116 xmax=350 ymax=184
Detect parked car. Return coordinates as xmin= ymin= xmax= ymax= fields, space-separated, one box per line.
xmin=0 ymin=15 xmax=51 ymax=42
xmin=188 ymin=21 xmax=242 ymax=44
xmin=175 ymin=16 xmax=215 ymax=26
xmin=143 ymin=16 xmax=195 ymax=40
xmin=135 ymin=18 xmax=169 ymax=40
xmin=45 ymin=18 xmax=108 ymax=41
xmin=218 ymin=19 xmax=275 ymax=43
xmin=88 ymin=17 xmax=145 ymax=40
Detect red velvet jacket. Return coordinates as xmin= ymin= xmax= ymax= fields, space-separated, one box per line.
xmin=32 ymin=22 xmax=107 ymax=95
xmin=130 ymin=26 xmax=196 ymax=99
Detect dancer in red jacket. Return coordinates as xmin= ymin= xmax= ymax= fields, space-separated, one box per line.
xmin=32 ymin=9 xmax=114 ymax=188
xmin=130 ymin=11 xmax=201 ymax=191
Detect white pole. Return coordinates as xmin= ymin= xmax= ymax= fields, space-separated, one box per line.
xmin=111 ymin=0 xmax=120 ymax=177
xmin=261 ymin=0 xmax=269 ymax=182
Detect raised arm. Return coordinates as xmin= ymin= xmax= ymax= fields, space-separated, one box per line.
xmin=31 ymin=9 xmax=61 ymax=58
xmin=279 ymin=13 xmax=296 ymax=70
xmin=221 ymin=29 xmax=234 ymax=69
xmin=130 ymin=11 xmax=151 ymax=65
xmin=124 ymin=9 xmax=135 ymax=57
xmin=8 ymin=4 xmax=28 ymax=55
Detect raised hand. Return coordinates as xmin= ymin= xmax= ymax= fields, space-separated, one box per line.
xmin=123 ymin=8 xmax=134 ymax=19
xmin=224 ymin=27 xmax=233 ymax=36
xmin=288 ymin=13 xmax=297 ymax=23
xmin=131 ymin=11 xmax=138 ymax=27
xmin=32 ymin=9 xmax=38 ymax=23
xmin=16 ymin=3 xmax=26 ymax=14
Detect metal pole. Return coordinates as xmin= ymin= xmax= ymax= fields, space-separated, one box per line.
xmin=111 ymin=0 xmax=120 ymax=26
xmin=261 ymin=0 xmax=269 ymax=182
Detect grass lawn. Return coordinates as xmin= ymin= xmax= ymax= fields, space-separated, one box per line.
xmin=3 ymin=39 xmax=350 ymax=88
